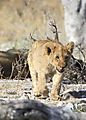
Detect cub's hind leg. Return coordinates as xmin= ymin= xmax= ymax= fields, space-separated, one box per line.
xmin=28 ymin=57 xmax=38 ymax=96
xmin=29 ymin=66 xmax=38 ymax=95
xmin=36 ymin=72 xmax=49 ymax=97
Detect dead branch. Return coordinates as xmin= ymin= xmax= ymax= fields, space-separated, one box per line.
xmin=30 ymin=33 xmax=37 ymax=42
xmin=9 ymin=62 xmax=15 ymax=79
xmin=0 ymin=65 xmax=4 ymax=79
xmin=49 ymin=20 xmax=60 ymax=42
xmin=47 ymin=36 xmax=52 ymax=40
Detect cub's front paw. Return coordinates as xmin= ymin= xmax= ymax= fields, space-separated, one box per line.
xmin=33 ymin=88 xmax=41 ymax=97
xmin=50 ymin=93 xmax=61 ymax=101
xmin=33 ymin=86 xmax=49 ymax=98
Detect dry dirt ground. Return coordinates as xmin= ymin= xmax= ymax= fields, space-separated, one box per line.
xmin=0 ymin=78 xmax=86 ymax=112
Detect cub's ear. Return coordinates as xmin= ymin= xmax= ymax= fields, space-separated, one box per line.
xmin=66 ymin=42 xmax=74 ymax=54
xmin=45 ymin=47 xmax=52 ymax=55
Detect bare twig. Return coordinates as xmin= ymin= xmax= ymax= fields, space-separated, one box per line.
xmin=0 ymin=65 xmax=4 ymax=79
xmin=76 ymin=43 xmax=85 ymax=62
xmin=47 ymin=36 xmax=52 ymax=40
xmin=9 ymin=62 xmax=15 ymax=79
xmin=49 ymin=20 xmax=60 ymax=42
xmin=12 ymin=52 xmax=29 ymax=80
xmin=30 ymin=33 xmax=37 ymax=42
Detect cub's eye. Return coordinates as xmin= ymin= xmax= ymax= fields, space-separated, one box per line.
xmin=56 ymin=55 xmax=59 ymax=59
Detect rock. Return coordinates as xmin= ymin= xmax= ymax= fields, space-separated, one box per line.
xmin=0 ymin=99 xmax=86 ymax=120
xmin=61 ymin=0 xmax=86 ymax=60
xmin=0 ymin=0 xmax=65 ymax=50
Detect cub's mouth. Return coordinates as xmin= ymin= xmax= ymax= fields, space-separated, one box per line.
xmin=56 ymin=67 xmax=65 ymax=73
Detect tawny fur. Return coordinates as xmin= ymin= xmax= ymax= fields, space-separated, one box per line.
xmin=28 ymin=40 xmax=74 ymax=101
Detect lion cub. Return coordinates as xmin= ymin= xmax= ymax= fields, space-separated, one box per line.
xmin=28 ymin=40 xmax=74 ymax=101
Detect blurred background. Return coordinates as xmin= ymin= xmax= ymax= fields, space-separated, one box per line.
xmin=0 ymin=0 xmax=86 ymax=60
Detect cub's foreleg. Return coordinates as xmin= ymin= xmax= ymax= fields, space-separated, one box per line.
xmin=50 ymin=72 xmax=63 ymax=101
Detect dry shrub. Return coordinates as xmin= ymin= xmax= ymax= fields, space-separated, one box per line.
xmin=0 ymin=49 xmax=30 ymax=80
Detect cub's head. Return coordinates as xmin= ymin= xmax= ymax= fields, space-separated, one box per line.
xmin=45 ymin=41 xmax=74 ymax=73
